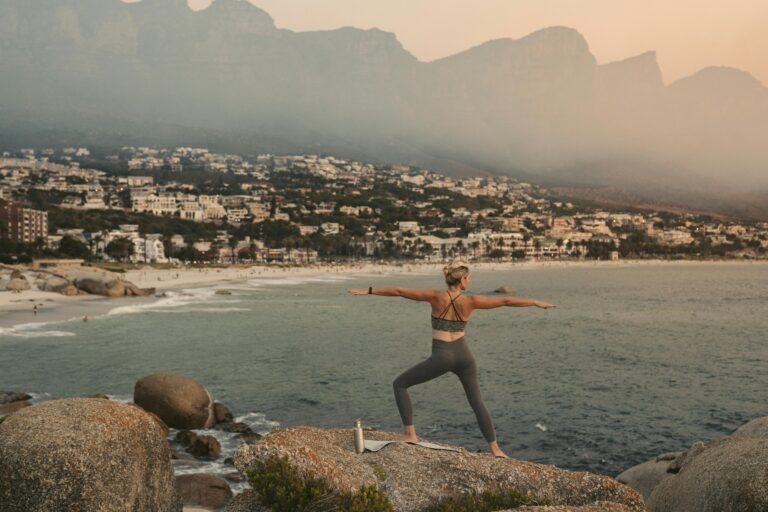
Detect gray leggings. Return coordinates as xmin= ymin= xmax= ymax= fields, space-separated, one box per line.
xmin=393 ymin=337 xmax=497 ymax=442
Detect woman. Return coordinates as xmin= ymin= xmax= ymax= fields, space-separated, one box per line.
xmin=347 ymin=262 xmax=555 ymax=458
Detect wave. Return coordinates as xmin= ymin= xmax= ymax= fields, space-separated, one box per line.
xmin=0 ymin=322 xmax=76 ymax=338
xmin=106 ymin=288 xmax=225 ymax=317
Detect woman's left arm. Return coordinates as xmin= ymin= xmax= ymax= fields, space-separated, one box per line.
xmin=347 ymin=287 xmax=435 ymax=301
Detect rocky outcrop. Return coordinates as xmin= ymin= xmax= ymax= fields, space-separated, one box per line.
xmin=41 ymin=276 xmax=79 ymax=296
xmin=74 ymin=275 xmax=126 ymax=297
xmin=493 ymin=286 xmax=515 ymax=294
xmin=510 ymin=505 xmax=634 ymax=512
xmin=730 ymin=416 xmax=768 ymax=438
xmin=6 ymin=275 xmax=30 ymax=292
xmin=175 ymin=474 xmax=233 ymax=510
xmin=0 ymin=391 xmax=32 ymax=417
xmin=0 ymin=398 xmax=181 ymax=512
xmin=187 ymin=435 xmax=222 ymax=460
xmin=232 ymin=427 xmax=644 ymax=512
xmin=134 ymin=373 xmax=215 ymax=429
xmin=647 ymin=436 xmax=768 ymax=512
xmin=214 ymin=402 xmax=233 ymax=423
xmin=0 ymin=400 xmax=31 ymax=416
xmin=615 ymin=452 xmax=679 ymax=502
xmin=0 ymin=391 xmax=31 ymax=404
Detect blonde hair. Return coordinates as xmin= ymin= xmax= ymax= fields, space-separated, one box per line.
xmin=443 ymin=261 xmax=470 ymax=286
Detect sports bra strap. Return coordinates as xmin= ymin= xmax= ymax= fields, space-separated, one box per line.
xmin=438 ymin=292 xmax=464 ymax=322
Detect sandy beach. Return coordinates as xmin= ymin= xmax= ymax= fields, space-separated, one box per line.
xmin=1 ymin=259 xmax=764 ymax=331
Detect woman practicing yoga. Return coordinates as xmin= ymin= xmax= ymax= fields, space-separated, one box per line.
xmin=347 ymin=261 xmax=555 ymax=458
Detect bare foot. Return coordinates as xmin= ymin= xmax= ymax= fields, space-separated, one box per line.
xmin=400 ymin=425 xmax=418 ymax=443
xmin=489 ymin=441 xmax=509 ymax=458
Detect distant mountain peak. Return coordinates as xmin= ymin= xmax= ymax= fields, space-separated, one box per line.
xmin=598 ymin=50 xmax=664 ymax=91
xmin=198 ymin=0 xmax=276 ymax=34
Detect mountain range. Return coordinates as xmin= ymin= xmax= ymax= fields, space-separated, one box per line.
xmin=1 ymin=0 xmax=767 ymax=217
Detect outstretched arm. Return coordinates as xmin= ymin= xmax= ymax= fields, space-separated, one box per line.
xmin=347 ymin=287 xmax=436 ymax=302
xmin=469 ymin=295 xmax=556 ymax=310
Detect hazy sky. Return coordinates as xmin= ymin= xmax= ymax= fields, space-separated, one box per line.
xmin=178 ymin=0 xmax=768 ymax=85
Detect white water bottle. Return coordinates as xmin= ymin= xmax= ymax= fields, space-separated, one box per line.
xmin=353 ymin=419 xmax=365 ymax=454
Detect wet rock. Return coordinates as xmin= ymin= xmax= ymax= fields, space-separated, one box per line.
xmin=173 ymin=451 xmax=198 ymax=462
xmin=616 ymin=453 xmax=681 ymax=501
xmin=214 ymin=402 xmax=233 ymax=424
xmin=237 ymin=432 xmax=262 ymax=445
xmin=176 ymin=430 xmax=200 ymax=447
xmin=0 ymin=398 xmax=181 ymax=511
xmin=85 ymin=393 xmax=110 ymax=399
xmin=0 ymin=392 xmax=31 ymax=404
xmin=648 ymin=436 xmax=768 ymax=512
xmin=218 ymin=421 xmax=253 ymax=434
xmin=134 ymin=373 xmax=215 ymax=429
xmin=221 ymin=471 xmax=245 ymax=483
xmin=233 ymin=427 xmax=644 ymax=512
xmin=215 ymin=290 xmax=233 ymax=295
xmin=187 ymin=435 xmax=222 ymax=460
xmin=175 ymin=474 xmax=233 ymax=510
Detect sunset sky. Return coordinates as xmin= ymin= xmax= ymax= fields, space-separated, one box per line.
xmin=179 ymin=0 xmax=768 ymax=85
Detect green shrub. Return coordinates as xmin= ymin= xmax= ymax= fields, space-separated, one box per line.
xmin=247 ymin=455 xmax=393 ymax=512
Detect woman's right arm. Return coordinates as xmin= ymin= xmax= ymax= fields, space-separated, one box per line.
xmin=469 ymin=296 xmax=556 ymax=310
xmin=347 ymin=287 xmax=436 ymax=302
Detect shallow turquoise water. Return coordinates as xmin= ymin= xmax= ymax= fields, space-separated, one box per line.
xmin=2 ymin=263 xmax=767 ymax=476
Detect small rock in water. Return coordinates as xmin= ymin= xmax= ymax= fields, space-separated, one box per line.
xmin=215 ymin=290 xmax=233 ymax=295
xmin=176 ymin=430 xmax=200 ymax=447
xmin=0 ymin=392 xmax=31 ymax=405
xmin=187 ymin=435 xmax=222 ymax=460
xmin=536 ymin=422 xmax=548 ymax=432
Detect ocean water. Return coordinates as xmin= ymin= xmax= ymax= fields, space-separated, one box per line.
xmin=2 ymin=263 xmax=767 ymax=479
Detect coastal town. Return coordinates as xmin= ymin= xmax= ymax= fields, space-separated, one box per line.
xmin=1 ymin=146 xmax=767 ymax=266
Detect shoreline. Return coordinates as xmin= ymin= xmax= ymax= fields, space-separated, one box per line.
xmin=1 ymin=258 xmax=764 ymax=331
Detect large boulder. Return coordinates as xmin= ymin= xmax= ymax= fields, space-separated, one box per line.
xmin=233 ymin=427 xmax=644 ymax=512
xmin=0 ymin=398 xmax=181 ymax=512
xmin=175 ymin=474 xmax=233 ymax=510
xmin=6 ymin=277 xmax=30 ymax=292
xmin=42 ymin=276 xmax=79 ymax=296
xmin=647 ymin=436 xmax=768 ymax=512
xmin=615 ymin=452 xmax=680 ymax=501
xmin=74 ymin=276 xmax=125 ymax=297
xmin=134 ymin=373 xmax=215 ymax=429
xmin=730 ymin=415 xmax=768 ymax=439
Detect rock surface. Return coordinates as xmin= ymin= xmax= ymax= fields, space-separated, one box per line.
xmin=175 ymin=474 xmax=233 ymax=510
xmin=134 ymin=373 xmax=215 ymax=429
xmin=186 ymin=435 xmax=222 ymax=460
xmin=0 ymin=400 xmax=31 ymax=416
xmin=511 ymin=504 xmax=634 ymax=511
xmin=233 ymin=427 xmax=644 ymax=512
xmin=6 ymin=277 xmax=30 ymax=291
xmin=648 ymin=436 xmax=768 ymax=512
xmin=0 ymin=391 xmax=31 ymax=404
xmin=0 ymin=398 xmax=181 ymax=512
xmin=730 ymin=415 xmax=768 ymax=439
xmin=42 ymin=276 xmax=79 ymax=295
xmin=74 ymin=275 xmax=126 ymax=297
xmin=615 ymin=452 xmax=680 ymax=501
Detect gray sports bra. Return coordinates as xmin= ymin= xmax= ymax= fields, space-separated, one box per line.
xmin=431 ymin=292 xmax=468 ymax=332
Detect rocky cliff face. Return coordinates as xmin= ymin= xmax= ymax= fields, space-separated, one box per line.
xmin=1 ymin=0 xmax=767 ymax=212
